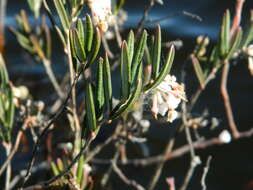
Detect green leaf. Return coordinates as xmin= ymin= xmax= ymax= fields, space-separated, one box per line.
xmin=120 ymin=41 xmax=131 ymax=100
xmin=53 ymin=0 xmax=70 ymax=31
xmin=113 ymin=0 xmax=125 ymax=15
xmin=109 ymin=63 xmax=143 ymax=120
xmin=227 ymin=27 xmax=242 ymax=60
xmin=55 ymin=25 xmax=67 ymax=47
xmin=127 ymin=30 xmax=134 ymax=64
xmin=151 ymin=25 xmax=161 ymax=79
xmin=144 ymin=45 xmax=175 ymax=92
xmin=219 ymin=10 xmax=230 ymax=57
xmin=71 ymin=29 xmax=86 ymax=62
xmin=84 ymin=15 xmax=94 ymax=52
xmin=240 ymin=11 xmax=253 ymax=48
xmin=27 ymin=0 xmax=43 ymax=18
xmin=77 ymin=18 xmax=85 ymax=49
xmin=85 ymin=83 xmax=97 ymax=132
xmin=9 ymin=28 xmax=34 ymax=53
xmin=131 ymin=30 xmax=147 ymax=82
xmin=103 ymin=54 xmax=112 ymax=112
xmin=50 ymin=162 xmax=60 ymax=176
xmin=87 ymin=27 xmax=101 ymax=67
xmin=76 ymin=155 xmax=84 ymax=185
xmin=191 ymin=54 xmax=206 ymax=89
xmin=96 ymin=58 xmax=105 ymax=118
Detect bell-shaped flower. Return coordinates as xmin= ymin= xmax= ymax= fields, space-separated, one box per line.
xmin=88 ymin=0 xmax=112 ymax=32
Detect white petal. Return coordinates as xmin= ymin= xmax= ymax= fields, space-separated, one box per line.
xmin=167 ymin=110 xmax=178 ymax=123
xmin=218 ymin=130 xmax=231 ymax=143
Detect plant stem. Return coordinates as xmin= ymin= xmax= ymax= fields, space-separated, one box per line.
xmin=42 ymin=58 xmax=65 ymax=99
xmin=66 ymin=31 xmax=81 ymax=155
xmin=220 ymin=61 xmax=240 ymax=138
xmin=147 ymin=138 xmax=175 ymax=190
xmin=3 ymin=142 xmax=12 ymax=190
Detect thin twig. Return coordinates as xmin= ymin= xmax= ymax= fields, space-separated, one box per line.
xmin=3 ymin=143 xmax=12 ymax=190
xmin=42 ymin=58 xmax=65 ymax=99
xmin=22 ymin=138 xmax=92 ymax=190
xmin=92 ymin=128 xmax=253 ymax=166
xmin=0 ymin=123 xmax=28 ymax=176
xmin=101 ymin=150 xmax=120 ymax=187
xmin=201 ymin=156 xmax=212 ymax=190
xmin=179 ymin=156 xmax=201 ymax=190
xmin=112 ymin=162 xmax=145 ymax=190
xmin=136 ymin=0 xmax=155 ymax=35
xmin=147 ymin=11 xmax=202 ymax=24
xmin=220 ymin=61 xmax=240 ymax=138
xmin=147 ymin=138 xmax=175 ymax=190
xmin=20 ymin=63 xmax=86 ymax=188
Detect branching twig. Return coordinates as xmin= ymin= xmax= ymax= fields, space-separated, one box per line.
xmin=92 ymin=128 xmax=253 ymax=166
xmin=0 ymin=123 xmax=28 ymax=176
xmin=42 ymin=58 xmax=65 ymax=99
xmin=112 ymin=162 xmax=145 ymax=190
xmin=136 ymin=0 xmax=155 ymax=35
xmin=201 ymin=156 xmax=212 ymax=190
xmin=220 ymin=61 xmax=240 ymax=138
xmin=147 ymin=138 xmax=175 ymax=190
xmin=20 ymin=63 xmax=86 ymax=188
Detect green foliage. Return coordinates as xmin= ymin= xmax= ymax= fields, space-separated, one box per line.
xmin=0 ymin=54 xmax=15 ymax=143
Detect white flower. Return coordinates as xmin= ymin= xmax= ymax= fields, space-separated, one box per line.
xmin=151 ymin=75 xmax=187 ymax=123
xmin=218 ymin=130 xmax=231 ymax=143
xmin=245 ymin=44 xmax=253 ymax=57
xmin=167 ymin=110 xmax=178 ymax=123
xmin=88 ymin=0 xmax=112 ymax=32
xmin=248 ymin=57 xmax=253 ymax=75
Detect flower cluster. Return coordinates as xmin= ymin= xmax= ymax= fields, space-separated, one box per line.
xmin=87 ymin=0 xmax=112 ymax=32
xmin=151 ymin=75 xmax=187 ymax=123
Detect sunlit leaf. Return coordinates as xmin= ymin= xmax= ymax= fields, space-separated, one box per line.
xmin=144 ymin=45 xmax=175 ymax=92
xmin=53 ymin=0 xmax=70 ymax=31
xmin=131 ymin=30 xmax=147 ymax=82
xmin=121 ymin=41 xmax=131 ymax=100
xmin=109 ymin=63 xmax=142 ymax=120
xmin=103 ymin=54 xmax=112 ymax=112
xmin=85 ymin=83 xmax=97 ymax=132
xmin=151 ymin=25 xmax=161 ymax=79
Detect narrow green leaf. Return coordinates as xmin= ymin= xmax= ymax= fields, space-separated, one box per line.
xmin=103 ymin=54 xmax=112 ymax=112
xmin=131 ymin=30 xmax=147 ymax=82
xmin=109 ymin=63 xmax=142 ymax=120
xmin=127 ymin=30 xmax=134 ymax=64
xmin=87 ymin=27 xmax=101 ymax=67
xmin=9 ymin=28 xmax=34 ymax=53
xmin=50 ymin=162 xmax=60 ymax=176
xmin=240 ymin=11 xmax=253 ymax=48
xmin=76 ymin=155 xmax=84 ymax=185
xmin=191 ymin=54 xmax=205 ymax=89
xmin=6 ymin=88 xmax=15 ymax=128
xmin=55 ymin=25 xmax=67 ymax=47
xmin=144 ymin=45 xmax=175 ymax=92
xmin=72 ymin=29 xmax=86 ymax=62
xmin=56 ymin=158 xmax=64 ymax=171
xmin=96 ymin=58 xmax=105 ymax=118
xmin=53 ymin=0 xmax=70 ymax=31
xmin=151 ymin=25 xmax=161 ymax=79
xmin=77 ymin=18 xmax=85 ymax=49
xmin=85 ymin=15 xmax=94 ymax=52
xmin=219 ymin=10 xmax=230 ymax=57
xmin=85 ymin=83 xmax=97 ymax=132
xmin=69 ymin=29 xmax=77 ymax=59
xmin=121 ymin=41 xmax=131 ymax=100
xmin=227 ymin=27 xmax=242 ymax=60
